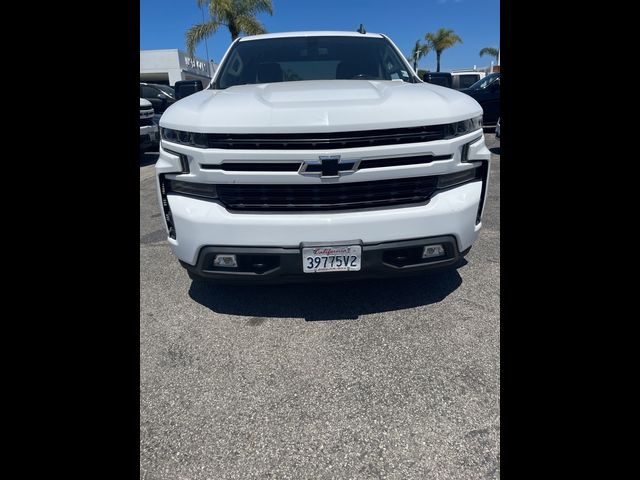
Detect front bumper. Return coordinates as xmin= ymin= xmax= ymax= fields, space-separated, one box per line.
xmin=155 ymin=130 xmax=491 ymax=274
xmin=166 ymin=180 xmax=483 ymax=266
xmin=182 ymin=235 xmax=467 ymax=284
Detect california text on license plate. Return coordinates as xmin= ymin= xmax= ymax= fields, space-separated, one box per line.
xmin=302 ymin=245 xmax=362 ymax=273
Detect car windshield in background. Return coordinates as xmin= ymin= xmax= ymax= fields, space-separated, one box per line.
xmin=214 ymin=36 xmax=415 ymax=89
xmin=156 ymin=85 xmax=175 ymax=98
xmin=468 ymin=73 xmax=500 ymax=90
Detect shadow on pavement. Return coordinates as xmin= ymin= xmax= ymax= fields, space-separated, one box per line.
xmin=489 ymin=146 xmax=500 ymax=155
xmin=188 ymin=266 xmax=464 ymax=321
xmin=140 ymin=150 xmax=159 ymax=167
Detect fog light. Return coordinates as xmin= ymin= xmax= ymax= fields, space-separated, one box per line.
xmin=213 ymin=254 xmax=238 ymax=268
xmin=423 ymin=245 xmax=445 ymax=258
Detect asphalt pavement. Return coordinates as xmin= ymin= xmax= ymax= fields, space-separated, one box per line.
xmin=140 ymin=135 xmax=500 ymax=479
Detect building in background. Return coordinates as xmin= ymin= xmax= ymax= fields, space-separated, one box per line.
xmin=140 ymin=49 xmax=217 ymax=87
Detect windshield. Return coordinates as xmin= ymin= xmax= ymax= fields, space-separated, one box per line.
xmin=156 ymin=85 xmax=175 ymax=98
xmin=467 ymin=73 xmax=500 ymax=90
xmin=214 ymin=36 xmax=415 ymax=89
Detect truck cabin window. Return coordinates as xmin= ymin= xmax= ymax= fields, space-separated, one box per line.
xmin=214 ymin=36 xmax=415 ymax=89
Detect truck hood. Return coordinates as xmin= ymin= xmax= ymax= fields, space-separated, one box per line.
xmin=140 ymin=98 xmax=152 ymax=108
xmin=159 ymin=80 xmax=482 ymax=133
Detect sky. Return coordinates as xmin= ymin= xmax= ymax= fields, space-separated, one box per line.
xmin=140 ymin=0 xmax=499 ymax=72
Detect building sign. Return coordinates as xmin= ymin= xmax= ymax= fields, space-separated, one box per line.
xmin=185 ymin=57 xmax=207 ymax=72
xmin=181 ymin=53 xmax=210 ymax=76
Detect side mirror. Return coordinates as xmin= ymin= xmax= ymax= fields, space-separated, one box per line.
xmin=174 ymin=80 xmax=203 ymax=100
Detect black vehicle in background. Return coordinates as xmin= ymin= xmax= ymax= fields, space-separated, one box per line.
xmin=140 ymin=83 xmax=176 ymax=114
xmin=459 ymin=72 xmax=500 ymax=126
xmin=422 ymin=72 xmax=452 ymax=88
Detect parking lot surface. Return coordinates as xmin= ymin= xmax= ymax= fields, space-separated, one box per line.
xmin=140 ymin=135 xmax=500 ymax=480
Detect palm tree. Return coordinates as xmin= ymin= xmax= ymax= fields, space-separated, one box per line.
xmin=410 ymin=39 xmax=430 ymax=72
xmin=186 ymin=0 xmax=273 ymax=57
xmin=479 ymin=47 xmax=499 ymax=62
xmin=425 ymin=28 xmax=463 ymax=72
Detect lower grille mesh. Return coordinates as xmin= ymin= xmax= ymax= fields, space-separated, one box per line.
xmin=216 ymin=176 xmax=439 ymax=211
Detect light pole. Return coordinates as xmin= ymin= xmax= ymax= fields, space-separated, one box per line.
xmin=201 ymin=3 xmax=210 ymax=64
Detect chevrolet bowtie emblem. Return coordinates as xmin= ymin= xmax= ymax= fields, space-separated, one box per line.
xmin=299 ymin=155 xmax=359 ymax=178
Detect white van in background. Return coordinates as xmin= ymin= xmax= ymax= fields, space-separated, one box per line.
xmin=451 ymin=69 xmax=487 ymax=90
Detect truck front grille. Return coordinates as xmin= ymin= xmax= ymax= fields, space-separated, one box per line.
xmin=216 ymin=176 xmax=440 ymax=211
xmin=182 ymin=124 xmax=448 ymax=150
xmin=199 ymin=154 xmax=453 ymax=172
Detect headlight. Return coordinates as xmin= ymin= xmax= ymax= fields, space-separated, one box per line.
xmin=161 ymin=128 xmax=209 ymax=148
xmin=445 ymin=115 xmax=483 ymax=139
xmin=161 ymin=127 xmax=178 ymax=142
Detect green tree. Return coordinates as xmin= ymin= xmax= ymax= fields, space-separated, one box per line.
xmin=186 ymin=0 xmax=273 ymax=57
xmin=410 ymin=39 xmax=430 ymax=72
xmin=479 ymin=47 xmax=499 ymax=62
xmin=425 ymin=28 xmax=463 ymax=72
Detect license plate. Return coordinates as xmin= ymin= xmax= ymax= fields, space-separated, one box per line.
xmin=302 ymin=245 xmax=362 ymax=273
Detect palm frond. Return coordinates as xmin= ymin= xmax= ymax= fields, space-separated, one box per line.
xmin=186 ymin=21 xmax=220 ymax=57
xmin=443 ymin=33 xmax=462 ymax=48
xmin=207 ymin=0 xmax=234 ymax=18
xmin=234 ymin=15 xmax=267 ymax=36
xmin=425 ymin=28 xmax=462 ymax=52
xmin=188 ymin=1 xmax=273 ymax=52
xmin=244 ymin=0 xmax=273 ymax=15
xmin=479 ymin=47 xmax=499 ymax=58
xmin=411 ymin=39 xmax=430 ymax=61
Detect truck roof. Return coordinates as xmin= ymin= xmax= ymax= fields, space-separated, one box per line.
xmin=239 ymin=31 xmax=384 ymax=42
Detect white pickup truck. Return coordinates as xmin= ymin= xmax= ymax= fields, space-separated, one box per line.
xmin=156 ymin=31 xmax=490 ymax=283
xmin=140 ymin=98 xmax=158 ymax=152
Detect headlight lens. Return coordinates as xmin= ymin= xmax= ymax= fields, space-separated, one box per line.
xmin=161 ymin=127 xmax=178 ymax=142
xmin=178 ymin=130 xmax=190 ymax=143
xmin=161 ymin=128 xmax=209 ymax=148
xmin=445 ymin=115 xmax=483 ymax=139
